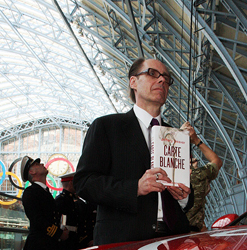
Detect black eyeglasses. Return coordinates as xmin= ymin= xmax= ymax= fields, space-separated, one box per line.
xmin=135 ymin=68 xmax=174 ymax=86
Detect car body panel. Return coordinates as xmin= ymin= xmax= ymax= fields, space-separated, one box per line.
xmin=82 ymin=226 xmax=247 ymax=250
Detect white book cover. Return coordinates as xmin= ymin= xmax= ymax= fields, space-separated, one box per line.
xmin=60 ymin=214 xmax=67 ymax=229
xmin=151 ymin=126 xmax=190 ymax=187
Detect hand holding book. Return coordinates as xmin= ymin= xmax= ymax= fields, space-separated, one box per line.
xmin=137 ymin=167 xmax=172 ymax=196
xmin=151 ymin=126 xmax=190 ymax=187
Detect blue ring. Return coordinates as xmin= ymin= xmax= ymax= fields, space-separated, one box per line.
xmin=0 ymin=160 xmax=6 ymax=185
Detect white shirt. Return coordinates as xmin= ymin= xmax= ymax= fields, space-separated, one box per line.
xmin=133 ymin=104 xmax=188 ymax=221
xmin=34 ymin=181 xmax=47 ymax=190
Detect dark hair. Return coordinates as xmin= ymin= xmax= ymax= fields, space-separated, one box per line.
xmin=128 ymin=57 xmax=145 ymax=103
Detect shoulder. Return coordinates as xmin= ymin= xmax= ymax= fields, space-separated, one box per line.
xmin=23 ymin=183 xmax=40 ymax=194
xmin=55 ymin=193 xmax=63 ymax=201
xmin=55 ymin=190 xmax=73 ymax=202
xmin=88 ymin=109 xmax=135 ymax=132
xmin=22 ymin=184 xmax=44 ymax=203
xmin=203 ymin=162 xmax=219 ymax=180
xmin=191 ymin=162 xmax=218 ymax=181
xmin=94 ymin=109 xmax=134 ymax=123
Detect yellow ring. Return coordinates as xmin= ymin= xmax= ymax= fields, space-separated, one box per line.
xmin=0 ymin=172 xmax=23 ymax=205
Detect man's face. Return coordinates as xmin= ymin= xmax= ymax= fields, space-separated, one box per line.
xmin=29 ymin=162 xmax=48 ymax=177
xmin=130 ymin=59 xmax=170 ymax=108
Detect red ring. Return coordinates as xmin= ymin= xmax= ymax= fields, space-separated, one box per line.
xmin=45 ymin=158 xmax=75 ymax=191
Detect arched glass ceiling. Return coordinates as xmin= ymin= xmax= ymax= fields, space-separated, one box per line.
xmin=0 ymin=0 xmax=247 ymax=228
xmin=0 ymin=0 xmax=131 ymax=134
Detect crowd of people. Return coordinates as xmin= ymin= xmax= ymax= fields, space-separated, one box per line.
xmin=21 ymin=57 xmax=222 ymax=249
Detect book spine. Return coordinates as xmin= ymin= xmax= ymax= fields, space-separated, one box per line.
xmin=150 ymin=130 xmax=155 ymax=169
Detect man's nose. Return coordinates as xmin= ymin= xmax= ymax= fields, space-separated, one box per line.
xmin=159 ymin=77 xmax=169 ymax=86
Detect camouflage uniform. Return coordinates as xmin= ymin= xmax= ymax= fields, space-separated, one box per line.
xmin=186 ymin=162 xmax=219 ymax=231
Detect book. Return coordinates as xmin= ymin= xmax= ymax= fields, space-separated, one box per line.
xmin=60 ymin=214 xmax=78 ymax=232
xmin=60 ymin=214 xmax=67 ymax=229
xmin=151 ymin=126 xmax=190 ymax=187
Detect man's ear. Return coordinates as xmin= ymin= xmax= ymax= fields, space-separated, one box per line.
xmin=129 ymin=76 xmax=137 ymax=90
xmin=29 ymin=168 xmax=35 ymax=175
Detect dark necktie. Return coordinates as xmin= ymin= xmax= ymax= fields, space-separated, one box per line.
xmin=150 ymin=118 xmax=175 ymax=231
xmin=150 ymin=118 xmax=159 ymax=127
xmin=149 ymin=118 xmax=159 ymax=151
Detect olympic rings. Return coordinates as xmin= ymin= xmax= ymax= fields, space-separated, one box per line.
xmin=45 ymin=158 xmax=75 ymax=191
xmin=47 ymin=174 xmax=57 ymax=198
xmin=0 ymin=156 xmax=74 ymax=200
xmin=0 ymin=160 xmax=6 ymax=186
xmin=24 ymin=181 xmax=30 ymax=189
xmin=0 ymin=172 xmax=23 ymax=205
xmin=25 ymin=174 xmax=58 ymax=198
xmin=8 ymin=157 xmax=23 ymax=190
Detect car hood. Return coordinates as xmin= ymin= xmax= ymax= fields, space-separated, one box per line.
xmin=83 ymin=226 xmax=247 ymax=250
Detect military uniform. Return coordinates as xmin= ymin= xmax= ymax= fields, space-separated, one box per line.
xmin=186 ymin=162 xmax=219 ymax=231
xmin=75 ymin=198 xmax=96 ymax=248
xmin=55 ymin=189 xmax=96 ymax=249
xmin=22 ymin=183 xmax=63 ymax=250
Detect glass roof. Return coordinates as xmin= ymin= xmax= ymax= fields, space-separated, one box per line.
xmin=0 ymin=0 xmax=131 ymax=133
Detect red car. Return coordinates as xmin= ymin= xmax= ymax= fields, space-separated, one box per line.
xmin=82 ymin=212 xmax=247 ymax=250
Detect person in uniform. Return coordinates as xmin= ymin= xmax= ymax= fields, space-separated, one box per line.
xmin=75 ymin=196 xmax=96 ymax=248
xmin=181 ymin=122 xmax=223 ymax=231
xmin=55 ymin=172 xmax=96 ymax=249
xmin=21 ymin=156 xmax=69 ymax=250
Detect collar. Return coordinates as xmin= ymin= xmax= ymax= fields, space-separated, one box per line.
xmin=133 ymin=104 xmax=161 ymax=128
xmin=34 ymin=181 xmax=47 ymax=190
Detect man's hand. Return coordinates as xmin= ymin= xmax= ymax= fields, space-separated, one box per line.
xmin=167 ymin=183 xmax=191 ymax=200
xmin=60 ymin=228 xmax=69 ymax=241
xmin=138 ymin=168 xmax=171 ymax=196
xmin=180 ymin=121 xmax=200 ymax=145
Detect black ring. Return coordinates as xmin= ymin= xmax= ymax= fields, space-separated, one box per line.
xmin=8 ymin=157 xmax=24 ymax=190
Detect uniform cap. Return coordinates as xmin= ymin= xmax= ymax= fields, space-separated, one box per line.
xmin=21 ymin=156 xmax=40 ymax=182
xmin=59 ymin=172 xmax=75 ymax=182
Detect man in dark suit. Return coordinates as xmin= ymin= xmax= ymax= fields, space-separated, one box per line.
xmin=73 ymin=58 xmax=193 ymax=245
xmin=21 ymin=156 xmax=69 ymax=250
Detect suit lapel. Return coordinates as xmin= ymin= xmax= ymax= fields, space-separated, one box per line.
xmin=121 ymin=109 xmax=150 ymax=171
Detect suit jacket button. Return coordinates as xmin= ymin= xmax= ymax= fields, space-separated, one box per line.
xmin=152 ymin=224 xmax=156 ymax=230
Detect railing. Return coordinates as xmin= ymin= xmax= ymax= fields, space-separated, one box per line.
xmin=0 ymin=227 xmax=28 ymax=250
xmin=0 ymin=207 xmax=29 ymax=250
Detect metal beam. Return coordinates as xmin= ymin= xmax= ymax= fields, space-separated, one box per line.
xmin=176 ymin=0 xmax=247 ymax=102
xmin=125 ymin=0 xmax=144 ymax=57
xmin=52 ymin=0 xmax=118 ymax=113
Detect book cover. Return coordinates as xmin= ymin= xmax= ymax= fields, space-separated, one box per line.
xmin=60 ymin=214 xmax=67 ymax=229
xmin=151 ymin=126 xmax=190 ymax=187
